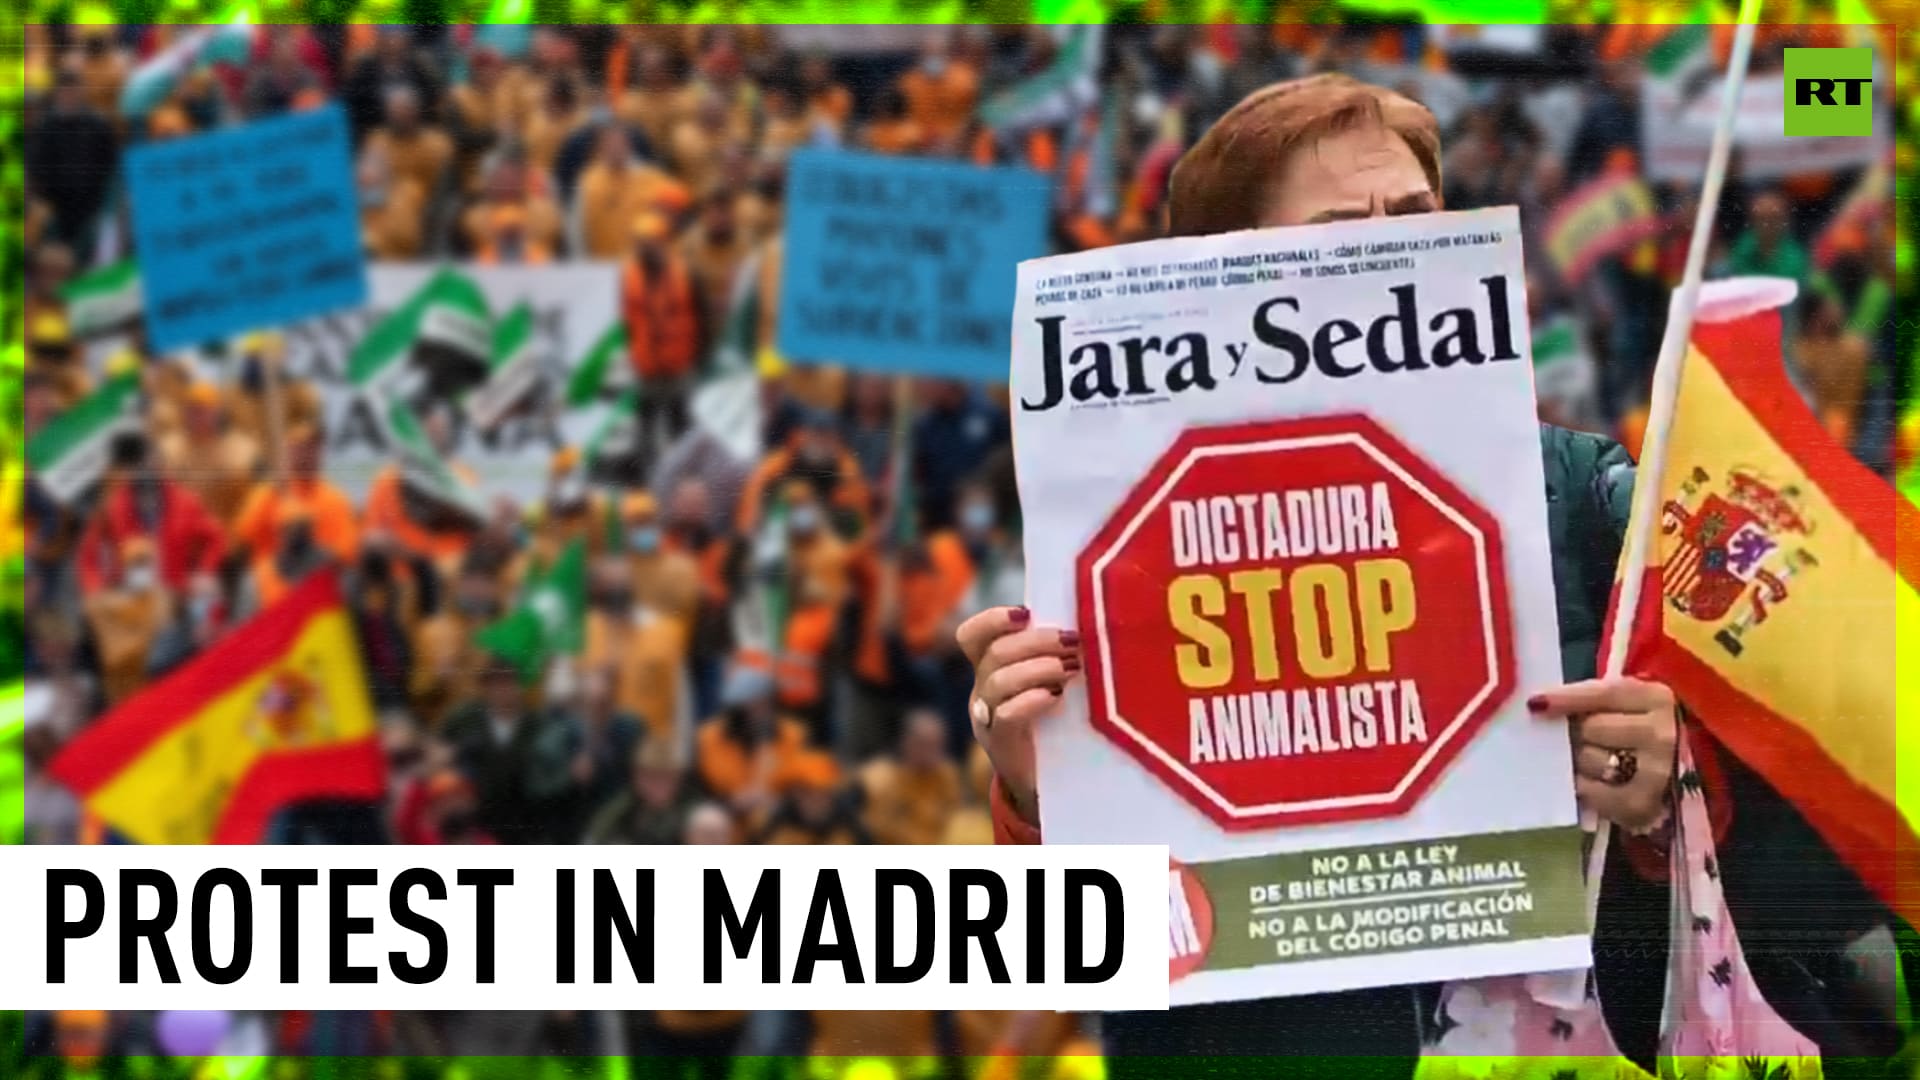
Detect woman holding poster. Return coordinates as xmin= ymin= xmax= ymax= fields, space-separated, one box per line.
xmin=963 ymin=75 xmax=1897 ymax=1075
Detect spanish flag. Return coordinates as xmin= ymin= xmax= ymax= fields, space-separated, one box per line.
xmin=50 ymin=570 xmax=385 ymax=844
xmin=1612 ymin=277 xmax=1920 ymax=925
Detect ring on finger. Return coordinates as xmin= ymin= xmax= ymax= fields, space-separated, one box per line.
xmin=1605 ymin=748 xmax=1638 ymax=786
xmin=971 ymin=696 xmax=995 ymax=732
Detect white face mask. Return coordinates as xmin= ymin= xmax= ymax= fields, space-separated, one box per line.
xmin=788 ymin=505 xmax=821 ymax=536
xmin=124 ymin=563 xmax=158 ymax=592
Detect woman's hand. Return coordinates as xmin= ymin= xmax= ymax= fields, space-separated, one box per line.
xmin=1529 ymin=677 xmax=1678 ymax=832
xmin=956 ymin=606 xmax=1081 ymax=827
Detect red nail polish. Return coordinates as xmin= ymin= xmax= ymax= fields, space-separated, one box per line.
xmin=1008 ymin=606 xmax=1031 ymax=626
xmin=1050 ymin=685 xmax=1064 ymax=697
xmin=1063 ymin=656 xmax=1083 ymax=673
xmin=1527 ymin=695 xmax=1548 ymax=713
xmin=1059 ymin=630 xmax=1081 ymax=649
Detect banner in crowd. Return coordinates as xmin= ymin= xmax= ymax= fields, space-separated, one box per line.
xmin=779 ymin=150 xmax=1052 ymax=381
xmin=1640 ymin=25 xmax=1885 ymax=181
xmin=1010 ymin=208 xmax=1589 ymax=1004
xmin=25 ymin=373 xmax=142 ymax=506
xmin=1545 ymin=173 xmax=1662 ymax=286
xmin=1530 ymin=313 xmax=1599 ymax=429
xmin=1610 ymin=276 xmax=1920 ymax=930
xmin=47 ymin=570 xmax=384 ymax=846
xmin=60 ymin=259 xmax=143 ymax=341
xmin=125 ymin=104 xmax=367 ymax=353
xmin=977 ymin=25 xmax=1106 ymax=133
xmin=268 ymin=263 xmax=623 ymax=503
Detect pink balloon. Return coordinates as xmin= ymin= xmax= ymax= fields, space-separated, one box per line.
xmin=156 ymin=1010 xmax=230 ymax=1058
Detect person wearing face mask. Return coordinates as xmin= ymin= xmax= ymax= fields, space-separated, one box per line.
xmin=621 ymin=492 xmax=700 ymax=622
xmin=77 ymin=432 xmax=227 ymax=600
xmin=83 ymin=537 xmax=177 ymax=704
xmin=912 ymin=380 xmax=1009 ymax=533
xmin=953 ymin=479 xmax=1023 ymax=613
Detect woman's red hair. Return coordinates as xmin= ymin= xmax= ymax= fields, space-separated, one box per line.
xmin=1166 ymin=73 xmax=1443 ymax=237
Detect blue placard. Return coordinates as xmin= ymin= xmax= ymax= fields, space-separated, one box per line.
xmin=126 ymin=104 xmax=368 ymax=353
xmin=777 ymin=149 xmax=1052 ymax=381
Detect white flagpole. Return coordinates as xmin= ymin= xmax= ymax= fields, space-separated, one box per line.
xmin=1532 ymin=3 xmax=1762 ymax=1012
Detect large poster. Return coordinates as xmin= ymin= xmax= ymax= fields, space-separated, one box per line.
xmin=125 ymin=105 xmax=367 ymax=352
xmin=273 ymin=263 xmax=622 ymax=503
xmin=778 ymin=150 xmax=1051 ymax=381
xmin=1010 ymin=208 xmax=1589 ymax=1006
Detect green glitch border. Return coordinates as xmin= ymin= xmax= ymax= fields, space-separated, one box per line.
xmin=4 ymin=1 xmax=1916 ymax=1077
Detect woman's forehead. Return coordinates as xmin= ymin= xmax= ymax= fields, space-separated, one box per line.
xmin=1260 ymin=126 xmax=1433 ymax=226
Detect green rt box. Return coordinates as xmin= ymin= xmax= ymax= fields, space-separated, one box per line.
xmin=1784 ymin=47 xmax=1874 ymax=137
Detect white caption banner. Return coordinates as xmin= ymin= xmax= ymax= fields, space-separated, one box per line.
xmin=0 ymin=845 xmax=1170 ymax=1012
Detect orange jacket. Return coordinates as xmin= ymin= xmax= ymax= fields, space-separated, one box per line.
xmin=735 ymin=445 xmax=872 ymax=535
xmin=622 ymin=253 xmax=701 ymax=380
xmin=363 ymin=464 xmax=475 ymax=566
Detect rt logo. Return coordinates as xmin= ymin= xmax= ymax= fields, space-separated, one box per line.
xmin=1784 ymin=47 xmax=1874 ymax=136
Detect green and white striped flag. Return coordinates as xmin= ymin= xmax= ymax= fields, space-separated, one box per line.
xmin=24 ymin=373 xmax=142 ymax=505
xmin=584 ymin=388 xmax=645 ymax=488
xmin=564 ymin=321 xmax=631 ymax=408
xmin=712 ymin=248 xmax=765 ymax=377
xmin=1530 ymin=315 xmax=1598 ymax=426
xmin=118 ymin=20 xmax=254 ymax=121
xmin=61 ymin=259 xmax=143 ymax=339
xmin=387 ymin=398 xmax=489 ymax=531
xmin=349 ymin=267 xmax=492 ymax=396
xmin=687 ymin=250 xmax=768 ymax=466
xmin=467 ymin=303 xmax=543 ymax=430
xmin=977 ymin=25 xmax=1105 ymax=132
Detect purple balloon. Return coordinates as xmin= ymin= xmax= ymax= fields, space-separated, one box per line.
xmin=157 ymin=1010 xmax=231 ymax=1058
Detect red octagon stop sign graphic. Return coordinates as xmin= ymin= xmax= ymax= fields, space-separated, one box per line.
xmin=1076 ymin=414 xmax=1515 ymax=831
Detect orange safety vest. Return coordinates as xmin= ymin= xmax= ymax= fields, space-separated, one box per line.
xmin=622 ymin=254 xmax=700 ymax=380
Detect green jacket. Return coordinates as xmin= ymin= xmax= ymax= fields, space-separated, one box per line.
xmin=1539 ymin=423 xmax=1637 ymax=683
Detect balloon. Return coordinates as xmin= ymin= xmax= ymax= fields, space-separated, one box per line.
xmin=156 ymin=1010 xmax=231 ymax=1058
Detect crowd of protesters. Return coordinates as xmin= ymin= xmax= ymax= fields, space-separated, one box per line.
xmin=14 ymin=15 xmax=1909 ymax=1078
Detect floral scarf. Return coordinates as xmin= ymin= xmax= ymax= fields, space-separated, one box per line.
xmin=1419 ymin=724 xmax=1820 ymax=1080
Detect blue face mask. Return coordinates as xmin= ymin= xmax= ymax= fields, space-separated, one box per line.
xmin=629 ymin=525 xmax=662 ymax=554
xmin=959 ymin=502 xmax=995 ymax=535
